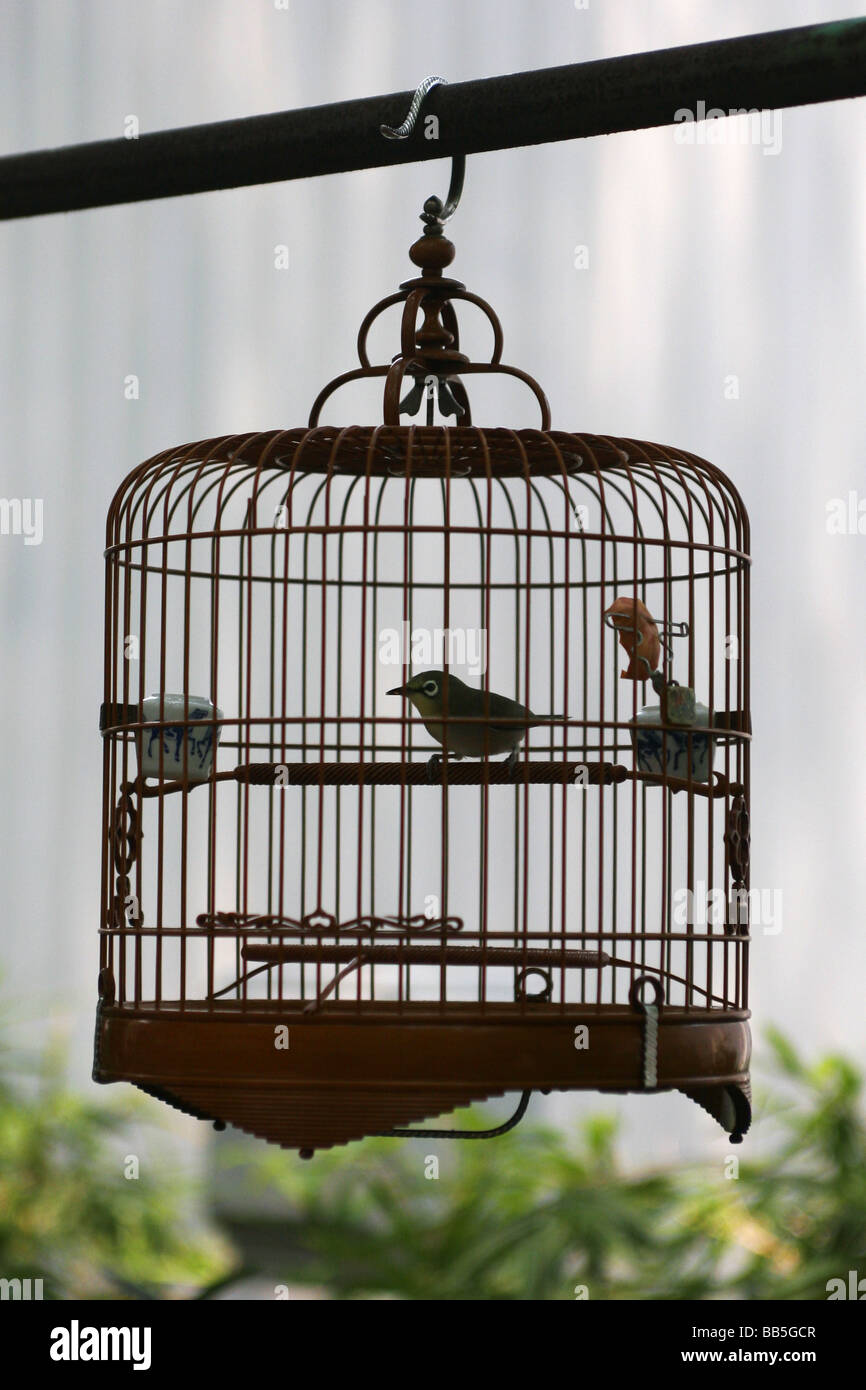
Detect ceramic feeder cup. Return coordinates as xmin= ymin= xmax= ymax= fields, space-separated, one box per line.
xmin=139 ymin=694 xmax=222 ymax=781
xmin=631 ymin=701 xmax=713 ymax=784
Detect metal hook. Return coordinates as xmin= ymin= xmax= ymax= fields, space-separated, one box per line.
xmin=380 ymin=75 xmax=465 ymax=227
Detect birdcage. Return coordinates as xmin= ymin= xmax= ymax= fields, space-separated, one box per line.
xmin=94 ymin=152 xmax=751 ymax=1155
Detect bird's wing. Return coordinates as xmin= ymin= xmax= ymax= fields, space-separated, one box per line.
xmin=482 ymin=691 xmax=537 ymax=727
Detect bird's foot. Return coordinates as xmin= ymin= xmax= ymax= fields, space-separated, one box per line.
xmin=426 ymin=754 xmax=442 ymax=784
xmin=504 ymin=748 xmax=520 ymax=781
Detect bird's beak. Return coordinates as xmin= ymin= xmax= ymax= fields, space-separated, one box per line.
xmin=387 ymin=684 xmax=406 ymax=696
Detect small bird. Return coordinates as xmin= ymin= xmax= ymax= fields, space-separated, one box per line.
xmin=605 ymin=597 xmax=661 ymax=681
xmin=388 ymin=671 xmax=543 ymax=778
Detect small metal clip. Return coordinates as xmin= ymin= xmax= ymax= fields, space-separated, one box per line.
xmin=658 ymin=618 xmax=689 ymax=651
xmin=603 ymin=611 xmax=689 ymax=657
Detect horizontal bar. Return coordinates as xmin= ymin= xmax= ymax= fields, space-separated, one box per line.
xmin=103 ymin=705 xmax=750 ymax=735
xmin=104 ymin=526 xmax=751 ymax=555
xmin=2 ymin=19 xmax=864 ymax=220
xmin=99 ymin=927 xmax=750 ymax=943
xmin=241 ymin=944 xmax=609 ymax=968
xmin=131 ymin=760 xmax=743 ymax=798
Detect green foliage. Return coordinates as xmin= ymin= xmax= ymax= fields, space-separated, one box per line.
xmin=719 ymin=1030 xmax=866 ymax=1300
xmin=219 ymin=1030 xmax=866 ymax=1300
xmin=0 ymin=1026 xmax=231 ymax=1299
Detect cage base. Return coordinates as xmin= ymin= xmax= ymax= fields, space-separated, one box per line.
xmin=94 ymin=1000 xmax=750 ymax=1150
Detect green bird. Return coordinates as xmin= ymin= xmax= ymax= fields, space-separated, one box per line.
xmin=387 ymin=670 xmax=543 ymax=778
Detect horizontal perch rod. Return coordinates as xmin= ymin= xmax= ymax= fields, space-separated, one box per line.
xmin=231 ymin=946 xmax=731 ymax=1008
xmin=241 ymin=944 xmax=609 ymax=968
xmin=132 ymin=762 xmax=742 ymax=797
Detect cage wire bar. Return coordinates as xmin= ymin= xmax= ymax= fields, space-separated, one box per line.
xmin=1 ymin=18 xmax=865 ymax=219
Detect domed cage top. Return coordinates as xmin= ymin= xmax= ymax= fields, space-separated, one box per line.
xmin=94 ymin=207 xmax=751 ymax=1153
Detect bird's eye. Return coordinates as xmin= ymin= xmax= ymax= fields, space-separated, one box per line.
xmin=423 ymin=681 xmax=439 ymax=697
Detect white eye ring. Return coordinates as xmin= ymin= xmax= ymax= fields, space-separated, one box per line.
xmin=422 ymin=681 xmax=439 ymax=697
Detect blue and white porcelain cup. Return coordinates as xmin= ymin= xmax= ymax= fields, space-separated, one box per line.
xmin=632 ymin=702 xmax=713 ymax=784
xmin=139 ymin=694 xmax=222 ymax=781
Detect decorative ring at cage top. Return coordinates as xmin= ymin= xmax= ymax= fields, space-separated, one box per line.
xmin=94 ymin=124 xmax=752 ymax=1155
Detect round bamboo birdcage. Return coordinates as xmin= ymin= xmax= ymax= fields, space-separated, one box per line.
xmin=94 ymin=199 xmax=751 ymax=1154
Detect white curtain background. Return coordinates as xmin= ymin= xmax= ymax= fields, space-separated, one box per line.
xmin=0 ymin=0 xmax=864 ymax=1170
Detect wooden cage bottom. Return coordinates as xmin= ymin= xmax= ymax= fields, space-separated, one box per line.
xmin=92 ymin=1000 xmax=751 ymax=1151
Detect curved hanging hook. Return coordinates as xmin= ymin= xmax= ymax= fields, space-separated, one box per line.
xmin=380 ymin=74 xmax=465 ymax=227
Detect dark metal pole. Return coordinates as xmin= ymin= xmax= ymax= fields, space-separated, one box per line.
xmin=1 ymin=18 xmax=864 ymax=220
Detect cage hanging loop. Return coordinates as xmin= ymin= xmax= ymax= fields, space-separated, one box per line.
xmin=380 ymin=75 xmax=466 ymax=228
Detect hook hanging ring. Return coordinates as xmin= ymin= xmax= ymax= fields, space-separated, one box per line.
xmin=380 ymin=75 xmax=465 ymax=227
